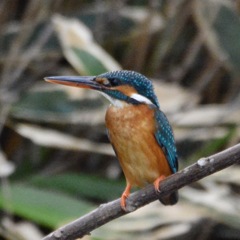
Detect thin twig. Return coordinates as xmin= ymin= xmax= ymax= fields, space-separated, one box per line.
xmin=43 ymin=143 xmax=240 ymax=240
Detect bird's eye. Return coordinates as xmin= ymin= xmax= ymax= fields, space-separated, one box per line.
xmin=110 ymin=78 xmax=119 ymax=86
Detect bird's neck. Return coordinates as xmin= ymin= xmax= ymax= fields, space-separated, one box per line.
xmin=99 ymin=92 xmax=155 ymax=109
xmin=99 ymin=92 xmax=128 ymax=108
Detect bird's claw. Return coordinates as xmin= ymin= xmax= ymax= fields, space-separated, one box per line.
xmin=120 ymin=183 xmax=131 ymax=211
xmin=120 ymin=194 xmax=128 ymax=211
xmin=154 ymin=175 xmax=166 ymax=192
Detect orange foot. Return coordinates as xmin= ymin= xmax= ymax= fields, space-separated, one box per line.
xmin=120 ymin=183 xmax=131 ymax=211
xmin=153 ymin=175 xmax=166 ymax=192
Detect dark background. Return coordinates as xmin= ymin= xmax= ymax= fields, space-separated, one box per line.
xmin=0 ymin=0 xmax=240 ymax=239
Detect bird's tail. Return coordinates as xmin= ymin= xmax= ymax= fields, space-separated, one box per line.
xmin=159 ymin=191 xmax=178 ymax=205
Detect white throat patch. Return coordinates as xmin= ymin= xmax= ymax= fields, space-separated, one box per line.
xmin=130 ymin=93 xmax=153 ymax=105
xmin=99 ymin=91 xmax=125 ymax=108
xmin=98 ymin=91 xmax=153 ymax=108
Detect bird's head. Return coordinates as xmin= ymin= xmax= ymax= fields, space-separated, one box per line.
xmin=45 ymin=70 xmax=160 ymax=108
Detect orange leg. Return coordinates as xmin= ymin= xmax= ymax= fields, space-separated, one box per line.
xmin=154 ymin=175 xmax=166 ymax=192
xmin=121 ymin=183 xmax=131 ymax=210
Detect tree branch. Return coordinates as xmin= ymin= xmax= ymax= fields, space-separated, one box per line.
xmin=42 ymin=143 xmax=240 ymax=240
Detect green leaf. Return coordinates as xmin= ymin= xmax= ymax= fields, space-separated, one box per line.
xmin=0 ymin=183 xmax=93 ymax=228
xmin=30 ymin=173 xmax=125 ymax=202
xmin=71 ymin=47 xmax=108 ymax=75
xmin=52 ymin=15 xmax=121 ymax=75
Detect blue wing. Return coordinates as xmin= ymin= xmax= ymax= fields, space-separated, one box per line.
xmin=154 ymin=108 xmax=178 ymax=173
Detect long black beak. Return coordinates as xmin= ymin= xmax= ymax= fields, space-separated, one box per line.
xmin=44 ymin=76 xmax=102 ymax=90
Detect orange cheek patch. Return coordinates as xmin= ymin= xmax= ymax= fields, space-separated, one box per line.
xmin=114 ymin=85 xmax=137 ymax=97
xmin=95 ymin=77 xmax=110 ymax=85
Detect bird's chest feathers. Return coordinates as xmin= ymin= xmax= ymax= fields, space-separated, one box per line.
xmin=106 ymin=104 xmax=155 ymax=141
xmin=105 ymin=104 xmax=167 ymax=186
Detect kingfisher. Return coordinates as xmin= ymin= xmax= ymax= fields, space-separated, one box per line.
xmin=44 ymin=70 xmax=178 ymax=210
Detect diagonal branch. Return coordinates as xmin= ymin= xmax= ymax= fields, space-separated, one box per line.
xmin=42 ymin=143 xmax=240 ymax=240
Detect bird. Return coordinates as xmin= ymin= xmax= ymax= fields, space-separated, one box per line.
xmin=44 ymin=70 xmax=178 ymax=210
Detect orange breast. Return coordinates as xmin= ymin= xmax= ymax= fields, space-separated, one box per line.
xmin=105 ymin=104 xmax=172 ymax=187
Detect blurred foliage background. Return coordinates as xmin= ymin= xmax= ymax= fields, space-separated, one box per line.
xmin=0 ymin=0 xmax=240 ymax=239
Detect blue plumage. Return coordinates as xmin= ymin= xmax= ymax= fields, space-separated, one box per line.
xmin=154 ymin=109 xmax=178 ymax=173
